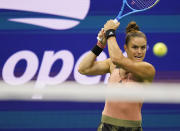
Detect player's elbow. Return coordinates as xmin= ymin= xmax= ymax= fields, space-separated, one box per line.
xmin=149 ymin=66 xmax=156 ymax=79
xmin=142 ymin=65 xmax=156 ymax=81
xmin=78 ymin=66 xmax=89 ymax=75
xmin=78 ymin=66 xmax=85 ymax=74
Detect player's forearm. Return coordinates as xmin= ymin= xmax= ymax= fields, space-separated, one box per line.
xmin=107 ymin=37 xmax=124 ymax=65
xmin=78 ymin=51 xmax=97 ymax=74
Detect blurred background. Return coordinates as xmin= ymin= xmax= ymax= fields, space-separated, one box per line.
xmin=0 ymin=0 xmax=180 ymax=130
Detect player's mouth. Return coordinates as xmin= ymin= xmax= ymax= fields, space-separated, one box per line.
xmin=134 ymin=56 xmax=143 ymax=60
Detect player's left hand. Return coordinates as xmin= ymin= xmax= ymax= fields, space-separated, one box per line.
xmin=104 ymin=20 xmax=120 ymax=31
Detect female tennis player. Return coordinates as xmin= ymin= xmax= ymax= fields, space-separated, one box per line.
xmin=78 ymin=20 xmax=155 ymax=131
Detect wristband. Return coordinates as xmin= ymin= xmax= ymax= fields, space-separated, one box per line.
xmin=105 ymin=29 xmax=116 ymax=40
xmin=91 ymin=45 xmax=103 ymax=56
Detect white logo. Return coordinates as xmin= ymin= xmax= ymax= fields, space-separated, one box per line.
xmin=2 ymin=50 xmax=109 ymax=86
xmin=109 ymin=32 xmax=114 ymax=35
xmin=0 ymin=0 xmax=90 ymax=30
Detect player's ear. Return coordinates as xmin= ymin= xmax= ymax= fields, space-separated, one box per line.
xmin=124 ymin=44 xmax=127 ymax=52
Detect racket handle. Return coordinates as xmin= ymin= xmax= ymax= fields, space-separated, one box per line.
xmin=113 ymin=19 xmax=118 ymax=24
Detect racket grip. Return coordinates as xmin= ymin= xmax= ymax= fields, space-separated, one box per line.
xmin=113 ymin=19 xmax=118 ymax=24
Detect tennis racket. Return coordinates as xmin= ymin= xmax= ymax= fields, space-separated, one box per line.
xmin=97 ymin=0 xmax=160 ymax=41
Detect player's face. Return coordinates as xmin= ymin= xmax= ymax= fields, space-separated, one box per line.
xmin=124 ymin=37 xmax=147 ymax=62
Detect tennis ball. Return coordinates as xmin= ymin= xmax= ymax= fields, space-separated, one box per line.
xmin=153 ymin=42 xmax=168 ymax=57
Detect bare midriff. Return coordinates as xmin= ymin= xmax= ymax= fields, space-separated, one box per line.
xmin=102 ymin=68 xmax=142 ymax=121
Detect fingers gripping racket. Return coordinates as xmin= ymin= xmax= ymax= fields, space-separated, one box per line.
xmin=97 ymin=0 xmax=160 ymax=41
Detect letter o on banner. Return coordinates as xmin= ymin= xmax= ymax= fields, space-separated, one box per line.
xmin=2 ymin=50 xmax=39 ymax=85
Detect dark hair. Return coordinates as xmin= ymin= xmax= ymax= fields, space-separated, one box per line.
xmin=125 ymin=21 xmax=146 ymax=45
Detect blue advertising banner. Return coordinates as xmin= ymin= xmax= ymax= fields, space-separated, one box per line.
xmin=0 ymin=0 xmax=180 ymax=130
xmin=0 ymin=0 xmax=180 ymax=85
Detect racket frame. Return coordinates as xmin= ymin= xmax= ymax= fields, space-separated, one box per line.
xmin=115 ymin=0 xmax=160 ymax=21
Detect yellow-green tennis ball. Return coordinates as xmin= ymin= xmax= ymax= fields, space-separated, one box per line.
xmin=153 ymin=42 xmax=168 ymax=57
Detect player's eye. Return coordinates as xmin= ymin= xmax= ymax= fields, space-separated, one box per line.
xmin=132 ymin=46 xmax=138 ymax=49
xmin=141 ymin=46 xmax=146 ymax=50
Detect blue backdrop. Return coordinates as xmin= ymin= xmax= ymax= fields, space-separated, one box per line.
xmin=0 ymin=0 xmax=180 ymax=130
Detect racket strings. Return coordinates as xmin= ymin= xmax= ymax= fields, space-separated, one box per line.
xmin=134 ymin=0 xmax=145 ymax=9
xmin=129 ymin=0 xmax=158 ymax=10
xmin=135 ymin=0 xmax=155 ymax=9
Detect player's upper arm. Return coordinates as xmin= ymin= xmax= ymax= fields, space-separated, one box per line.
xmin=78 ymin=58 xmax=111 ymax=75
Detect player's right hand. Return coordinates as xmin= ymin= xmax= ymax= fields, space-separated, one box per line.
xmin=97 ymin=28 xmax=106 ymax=46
